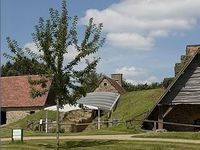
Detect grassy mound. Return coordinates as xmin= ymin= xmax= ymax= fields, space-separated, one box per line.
xmin=112 ymin=88 xmax=164 ymax=121
xmin=2 ymin=88 xmax=164 ymax=137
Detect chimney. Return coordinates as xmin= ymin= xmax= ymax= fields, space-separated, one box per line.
xmin=186 ymin=45 xmax=200 ymax=56
xmin=111 ymin=74 xmax=123 ymax=87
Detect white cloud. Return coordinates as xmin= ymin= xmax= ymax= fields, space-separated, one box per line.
xmin=81 ymin=0 xmax=200 ymax=50
xmin=24 ymin=42 xmax=79 ymax=64
xmin=115 ymin=66 xmax=160 ymax=85
xmin=126 ymin=76 xmax=159 ymax=85
xmin=115 ymin=66 xmax=146 ymax=77
xmin=24 ymin=42 xmax=43 ymax=55
xmin=63 ymin=45 xmax=79 ymax=63
xmin=107 ymin=33 xmax=154 ymax=50
xmin=149 ymin=30 xmax=169 ymax=38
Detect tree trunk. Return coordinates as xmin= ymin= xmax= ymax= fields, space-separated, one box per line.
xmin=56 ymin=99 xmax=60 ymax=150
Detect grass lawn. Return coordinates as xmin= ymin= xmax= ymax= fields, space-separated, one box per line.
xmin=1 ymin=126 xmax=138 ymax=139
xmin=2 ymin=139 xmax=200 ymax=150
xmin=1 ymin=110 xmax=57 ymax=138
xmin=134 ymin=132 xmax=200 ymax=140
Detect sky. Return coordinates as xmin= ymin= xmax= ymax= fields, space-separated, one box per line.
xmin=1 ymin=0 xmax=200 ymax=84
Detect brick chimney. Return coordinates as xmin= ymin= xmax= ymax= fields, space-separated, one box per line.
xmin=111 ymin=74 xmax=123 ymax=87
xmin=186 ymin=45 xmax=200 ymax=56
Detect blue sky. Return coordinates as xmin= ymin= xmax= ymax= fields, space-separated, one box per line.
xmin=2 ymin=0 xmax=200 ymax=84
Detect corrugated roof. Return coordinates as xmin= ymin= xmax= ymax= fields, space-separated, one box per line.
xmin=0 ymin=75 xmax=52 ymax=108
xmin=77 ymin=92 xmax=120 ymax=111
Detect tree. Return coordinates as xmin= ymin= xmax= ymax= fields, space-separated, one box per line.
xmin=162 ymin=77 xmax=174 ymax=89
xmin=5 ymin=1 xmax=104 ymax=149
xmin=82 ymin=70 xmax=102 ymax=93
xmin=1 ymin=59 xmax=45 ymax=77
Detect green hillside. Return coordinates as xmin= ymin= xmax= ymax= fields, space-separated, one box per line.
xmin=2 ymin=88 xmax=164 ymax=137
xmin=112 ymin=88 xmax=164 ymax=121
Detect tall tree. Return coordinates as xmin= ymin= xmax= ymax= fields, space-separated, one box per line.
xmin=5 ymin=1 xmax=104 ymax=149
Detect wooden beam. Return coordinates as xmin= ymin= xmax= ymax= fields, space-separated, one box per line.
xmin=158 ymin=105 xmax=163 ymax=129
xmin=163 ymin=106 xmax=174 ymax=118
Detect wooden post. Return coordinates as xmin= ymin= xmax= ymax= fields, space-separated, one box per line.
xmin=45 ymin=110 xmax=48 ymax=133
xmin=110 ymin=109 xmax=113 ymax=127
xmin=56 ymin=99 xmax=60 ymax=150
xmin=153 ymin=121 xmax=157 ymax=131
xmin=98 ymin=108 xmax=101 ymax=129
xmin=158 ymin=105 xmax=163 ymax=129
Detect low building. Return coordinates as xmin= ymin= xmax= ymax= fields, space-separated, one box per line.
xmin=143 ymin=45 xmax=200 ymax=131
xmin=0 ymin=75 xmax=55 ymax=124
xmin=94 ymin=74 xmax=126 ymax=94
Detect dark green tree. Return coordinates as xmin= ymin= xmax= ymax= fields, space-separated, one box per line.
xmin=162 ymin=77 xmax=174 ymax=89
xmin=5 ymin=1 xmax=104 ymax=149
xmin=1 ymin=59 xmax=45 ymax=77
xmin=82 ymin=70 xmax=102 ymax=93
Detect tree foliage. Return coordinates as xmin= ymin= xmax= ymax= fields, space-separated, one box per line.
xmin=162 ymin=77 xmax=174 ymax=89
xmin=4 ymin=0 xmax=104 ymax=105
xmin=4 ymin=1 xmax=104 ymax=149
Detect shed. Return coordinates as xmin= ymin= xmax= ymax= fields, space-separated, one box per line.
xmin=144 ymin=47 xmax=200 ymax=131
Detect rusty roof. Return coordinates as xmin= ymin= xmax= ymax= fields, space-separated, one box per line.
xmin=0 ymin=75 xmax=52 ymax=108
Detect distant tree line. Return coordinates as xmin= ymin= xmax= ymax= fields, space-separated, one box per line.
xmin=122 ymin=80 xmax=162 ymax=92
xmin=122 ymin=76 xmax=175 ymax=92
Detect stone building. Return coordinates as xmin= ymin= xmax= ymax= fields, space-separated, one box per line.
xmin=144 ymin=45 xmax=200 ymax=131
xmin=94 ymin=74 xmax=126 ymax=94
xmin=0 ymin=75 xmax=55 ymax=124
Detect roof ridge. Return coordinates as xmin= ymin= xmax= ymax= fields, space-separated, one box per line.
xmin=0 ymin=75 xmax=41 ymax=78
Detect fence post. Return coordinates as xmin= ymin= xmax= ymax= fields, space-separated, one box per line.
xmin=98 ymin=108 xmax=101 ymax=129
xmin=158 ymin=105 xmax=163 ymax=129
xmin=45 ymin=111 xmax=48 ymax=133
xmin=153 ymin=121 xmax=157 ymax=131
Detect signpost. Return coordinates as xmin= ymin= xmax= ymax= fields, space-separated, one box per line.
xmin=12 ymin=129 xmax=23 ymax=142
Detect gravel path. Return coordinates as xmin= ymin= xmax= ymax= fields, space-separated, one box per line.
xmin=2 ymin=134 xmax=200 ymax=144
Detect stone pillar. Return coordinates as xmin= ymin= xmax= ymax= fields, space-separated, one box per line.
xmin=111 ymin=74 xmax=123 ymax=86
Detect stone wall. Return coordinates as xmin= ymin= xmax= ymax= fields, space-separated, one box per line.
xmin=6 ymin=111 xmax=30 ymax=124
xmin=164 ymin=105 xmax=200 ymax=131
xmin=94 ymin=79 xmax=118 ymax=93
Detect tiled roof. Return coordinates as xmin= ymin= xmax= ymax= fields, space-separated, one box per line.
xmin=0 ymin=75 xmax=52 ymax=108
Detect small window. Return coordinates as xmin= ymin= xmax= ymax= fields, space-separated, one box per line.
xmin=104 ymin=83 xmax=107 ymax=86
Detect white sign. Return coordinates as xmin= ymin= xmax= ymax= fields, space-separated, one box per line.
xmin=12 ymin=129 xmax=23 ymax=141
xmin=39 ymin=119 xmax=43 ymax=125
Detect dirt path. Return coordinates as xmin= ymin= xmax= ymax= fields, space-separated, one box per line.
xmin=2 ymin=134 xmax=200 ymax=144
